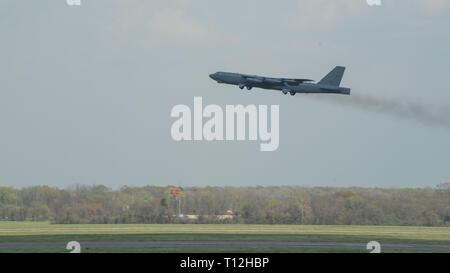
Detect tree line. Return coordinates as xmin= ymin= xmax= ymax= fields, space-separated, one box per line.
xmin=0 ymin=184 xmax=449 ymax=226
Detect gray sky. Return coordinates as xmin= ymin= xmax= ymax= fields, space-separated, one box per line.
xmin=1 ymin=0 xmax=449 ymax=188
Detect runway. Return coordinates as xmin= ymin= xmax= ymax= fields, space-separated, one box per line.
xmin=0 ymin=241 xmax=449 ymax=252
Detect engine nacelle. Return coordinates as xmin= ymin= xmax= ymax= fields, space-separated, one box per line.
xmin=282 ymin=88 xmax=290 ymax=95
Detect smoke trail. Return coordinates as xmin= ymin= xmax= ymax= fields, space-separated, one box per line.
xmin=309 ymin=93 xmax=450 ymax=128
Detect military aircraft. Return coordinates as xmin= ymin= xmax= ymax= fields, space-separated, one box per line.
xmin=209 ymin=66 xmax=350 ymax=96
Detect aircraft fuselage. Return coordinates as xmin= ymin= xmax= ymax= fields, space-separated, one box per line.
xmin=209 ymin=68 xmax=351 ymax=96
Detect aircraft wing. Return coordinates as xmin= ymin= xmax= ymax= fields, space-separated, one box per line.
xmin=280 ymin=78 xmax=314 ymax=84
xmin=242 ymin=75 xmax=313 ymax=85
xmin=242 ymin=75 xmax=264 ymax=84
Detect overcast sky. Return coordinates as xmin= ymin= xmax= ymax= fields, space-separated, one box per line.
xmin=1 ymin=0 xmax=449 ymax=188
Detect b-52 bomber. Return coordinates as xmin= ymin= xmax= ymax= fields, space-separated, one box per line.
xmin=209 ymin=66 xmax=350 ymax=96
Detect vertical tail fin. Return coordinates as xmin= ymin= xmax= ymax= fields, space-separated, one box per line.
xmin=318 ymin=66 xmax=346 ymax=86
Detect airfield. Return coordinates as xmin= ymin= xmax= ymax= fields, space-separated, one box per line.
xmin=0 ymin=222 xmax=450 ymax=253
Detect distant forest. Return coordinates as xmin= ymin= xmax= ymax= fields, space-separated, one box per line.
xmin=0 ymin=184 xmax=449 ymax=226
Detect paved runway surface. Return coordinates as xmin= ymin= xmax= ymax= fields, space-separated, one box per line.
xmin=0 ymin=241 xmax=450 ymax=252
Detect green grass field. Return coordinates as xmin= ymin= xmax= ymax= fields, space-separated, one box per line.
xmin=0 ymin=222 xmax=449 ymax=253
